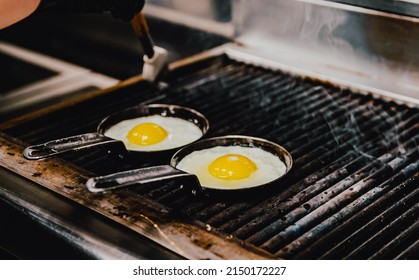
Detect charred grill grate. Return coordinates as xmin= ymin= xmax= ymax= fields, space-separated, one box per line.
xmin=4 ymin=55 xmax=418 ymax=259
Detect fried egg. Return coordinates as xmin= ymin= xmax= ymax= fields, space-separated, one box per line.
xmin=104 ymin=115 xmax=203 ymax=151
xmin=176 ymin=146 xmax=287 ymax=189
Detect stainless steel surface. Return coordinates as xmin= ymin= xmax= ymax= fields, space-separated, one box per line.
xmin=232 ymin=0 xmax=419 ymax=105
xmin=328 ymin=0 xmax=419 ymax=18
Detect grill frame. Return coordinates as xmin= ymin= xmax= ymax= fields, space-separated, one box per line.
xmin=1 ymin=43 xmax=418 ymax=259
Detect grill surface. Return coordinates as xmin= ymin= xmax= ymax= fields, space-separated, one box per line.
xmin=2 ymin=54 xmax=418 ymax=259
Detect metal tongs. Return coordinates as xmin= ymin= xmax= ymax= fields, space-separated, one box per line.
xmin=131 ymin=12 xmax=168 ymax=82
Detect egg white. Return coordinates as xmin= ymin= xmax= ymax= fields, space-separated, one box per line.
xmin=176 ymin=146 xmax=287 ymax=189
xmin=104 ymin=115 xmax=203 ymax=151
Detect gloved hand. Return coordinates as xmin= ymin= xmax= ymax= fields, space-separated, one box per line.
xmin=38 ymin=0 xmax=145 ymax=21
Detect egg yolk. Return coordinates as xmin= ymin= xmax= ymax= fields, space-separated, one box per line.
xmin=127 ymin=122 xmax=168 ymax=146
xmin=208 ymin=154 xmax=257 ymax=180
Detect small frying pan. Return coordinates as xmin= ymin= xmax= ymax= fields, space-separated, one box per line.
xmin=86 ymin=135 xmax=293 ymax=195
xmin=23 ymin=104 xmax=209 ymax=160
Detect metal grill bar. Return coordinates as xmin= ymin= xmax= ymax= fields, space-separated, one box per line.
xmin=302 ymin=173 xmax=418 ymax=259
xmin=272 ymin=151 xmax=418 ymax=256
xmin=395 ymin=238 xmax=419 ymax=259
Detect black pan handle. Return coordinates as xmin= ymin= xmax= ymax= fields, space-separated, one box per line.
xmin=23 ymin=133 xmax=121 ymax=160
xmin=86 ymin=165 xmax=198 ymax=193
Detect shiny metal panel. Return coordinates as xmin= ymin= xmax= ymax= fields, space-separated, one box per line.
xmin=144 ymin=0 xmax=234 ymax=36
xmin=329 ymin=0 xmax=419 ymax=18
xmin=232 ymin=0 xmax=419 ymax=103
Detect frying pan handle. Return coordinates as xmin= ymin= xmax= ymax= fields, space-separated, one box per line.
xmin=86 ymin=165 xmax=198 ymax=193
xmin=23 ymin=133 xmax=121 ymax=160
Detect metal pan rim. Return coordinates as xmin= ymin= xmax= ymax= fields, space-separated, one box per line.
xmin=171 ymin=135 xmax=293 ymax=191
xmin=97 ymin=103 xmax=210 ymax=153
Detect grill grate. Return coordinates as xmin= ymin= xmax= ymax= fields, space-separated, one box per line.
xmin=4 ymin=55 xmax=418 ymax=259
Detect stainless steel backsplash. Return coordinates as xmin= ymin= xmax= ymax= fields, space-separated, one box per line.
xmin=143 ymin=0 xmax=419 ymax=104
xmin=232 ymin=0 xmax=419 ymax=104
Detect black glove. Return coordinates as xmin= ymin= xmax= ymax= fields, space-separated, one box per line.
xmin=38 ymin=0 xmax=145 ymax=21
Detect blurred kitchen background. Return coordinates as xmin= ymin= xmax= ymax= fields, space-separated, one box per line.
xmin=0 ymin=0 xmax=233 ymax=119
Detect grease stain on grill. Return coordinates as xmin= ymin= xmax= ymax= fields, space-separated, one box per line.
xmin=76 ymin=177 xmax=87 ymax=185
xmin=112 ymin=205 xmax=129 ymax=217
xmin=303 ymin=203 xmax=311 ymax=210
xmin=32 ymin=172 xmax=42 ymax=177
xmin=192 ymin=237 xmax=213 ymax=250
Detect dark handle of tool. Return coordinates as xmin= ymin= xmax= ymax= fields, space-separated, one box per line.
xmin=37 ymin=0 xmax=145 ymax=21
xmin=131 ymin=12 xmax=155 ymax=59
